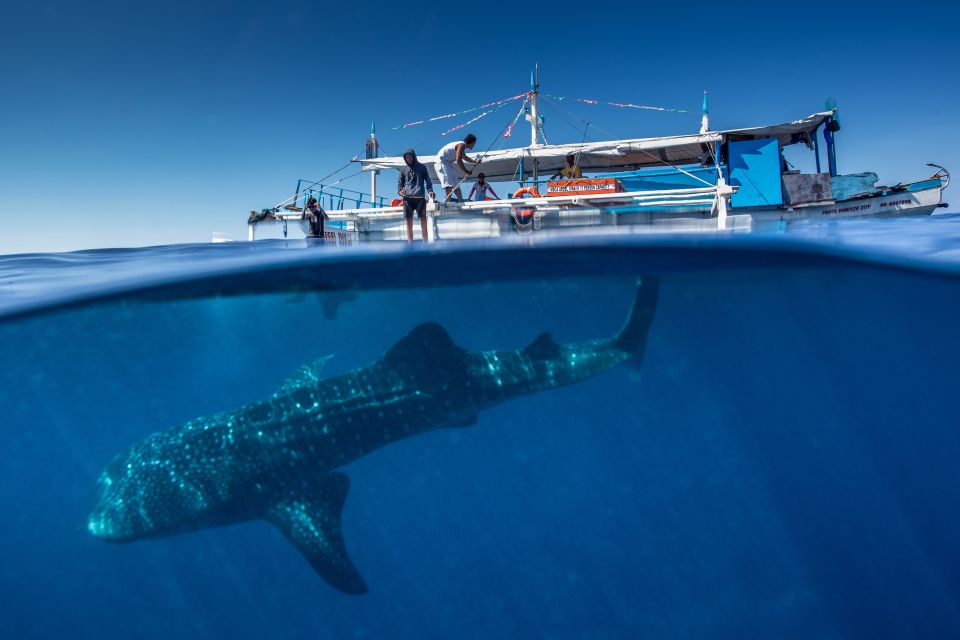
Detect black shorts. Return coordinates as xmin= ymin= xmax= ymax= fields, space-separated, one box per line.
xmin=403 ymin=197 xmax=427 ymax=219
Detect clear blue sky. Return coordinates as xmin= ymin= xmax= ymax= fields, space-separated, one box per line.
xmin=1 ymin=0 xmax=956 ymax=253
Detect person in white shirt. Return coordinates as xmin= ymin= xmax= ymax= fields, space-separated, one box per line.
xmin=435 ymin=133 xmax=479 ymax=203
xmin=467 ymin=173 xmax=499 ymax=201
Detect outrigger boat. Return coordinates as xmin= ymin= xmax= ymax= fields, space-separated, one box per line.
xmin=247 ymin=71 xmax=949 ymax=243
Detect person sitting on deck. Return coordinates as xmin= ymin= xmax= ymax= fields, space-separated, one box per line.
xmin=467 ymin=173 xmax=499 ymax=201
xmin=397 ymin=148 xmax=436 ymax=243
xmin=303 ymin=197 xmax=328 ymax=238
xmin=436 ymin=134 xmax=480 ymax=203
xmin=550 ymin=153 xmax=583 ymax=180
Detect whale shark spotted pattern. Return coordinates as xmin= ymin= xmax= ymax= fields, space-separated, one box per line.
xmin=88 ymin=278 xmax=659 ymax=594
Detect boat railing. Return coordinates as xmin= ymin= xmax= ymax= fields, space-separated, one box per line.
xmin=323 ymin=185 xmax=735 ymax=219
xmin=290 ymin=177 xmax=572 ymax=213
xmin=293 ymin=179 xmax=391 ymax=211
xmin=248 ymin=184 xmax=737 ymax=239
xmin=457 ymin=185 xmax=723 ymax=210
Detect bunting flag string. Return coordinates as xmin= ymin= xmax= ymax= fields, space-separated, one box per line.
xmin=440 ymin=97 xmax=518 ymax=136
xmin=502 ymin=98 xmax=529 ymax=138
xmin=577 ymin=98 xmax=686 ymax=113
xmin=389 ymin=93 xmax=529 ymax=131
xmin=546 ymin=94 xmax=687 ymax=113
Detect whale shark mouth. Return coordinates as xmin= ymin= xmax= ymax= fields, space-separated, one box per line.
xmin=87 ymin=514 xmax=121 ymax=540
xmin=87 ymin=498 xmax=142 ymax=542
xmin=87 ymin=471 xmax=125 ymax=540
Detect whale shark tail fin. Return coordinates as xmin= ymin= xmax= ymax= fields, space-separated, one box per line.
xmin=615 ymin=277 xmax=660 ymax=368
xmin=265 ymin=472 xmax=367 ymax=595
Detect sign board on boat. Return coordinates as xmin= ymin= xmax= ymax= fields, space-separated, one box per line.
xmin=547 ymin=178 xmax=624 ymax=196
xmin=323 ymin=229 xmax=359 ymax=246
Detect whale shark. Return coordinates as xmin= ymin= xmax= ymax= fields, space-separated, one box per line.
xmin=88 ymin=278 xmax=659 ymax=594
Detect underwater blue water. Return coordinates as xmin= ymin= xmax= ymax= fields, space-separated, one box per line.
xmin=2 ymin=215 xmax=960 ymax=639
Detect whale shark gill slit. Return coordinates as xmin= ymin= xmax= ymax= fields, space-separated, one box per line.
xmin=87 ymin=277 xmax=660 ymax=594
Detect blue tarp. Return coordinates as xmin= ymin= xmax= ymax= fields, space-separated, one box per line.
xmin=605 ymin=165 xmax=724 ymax=192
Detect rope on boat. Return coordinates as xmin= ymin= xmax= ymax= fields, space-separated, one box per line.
xmin=541 ymin=100 xmax=594 ymax=144
xmin=573 ymin=121 xmax=589 ymax=168
xmin=270 ymin=138 xmax=374 ymax=211
xmin=272 ymin=160 xmax=355 ymax=210
xmin=538 ymin=95 xmax=712 ymax=188
xmin=633 ymin=147 xmax=715 ymax=188
xmin=541 ymin=95 xmax=618 ymax=139
xmin=326 ymin=170 xmax=365 ymax=187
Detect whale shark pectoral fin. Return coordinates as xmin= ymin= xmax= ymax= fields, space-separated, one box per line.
xmin=616 ymin=277 xmax=660 ymax=367
xmin=265 ymin=472 xmax=367 ymax=595
xmin=524 ymin=332 xmax=561 ymax=360
xmin=280 ymin=355 xmax=335 ymax=392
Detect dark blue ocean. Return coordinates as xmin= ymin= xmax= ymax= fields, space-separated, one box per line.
xmin=2 ymin=216 xmax=960 ymax=639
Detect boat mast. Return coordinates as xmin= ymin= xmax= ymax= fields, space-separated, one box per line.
xmin=701 ymin=90 xmax=729 ymax=229
xmin=700 ymin=91 xmax=710 ymax=134
xmin=368 ymin=121 xmax=378 ymax=206
xmin=529 ymin=65 xmax=540 ymax=147
xmin=526 ymin=64 xmax=541 ymax=184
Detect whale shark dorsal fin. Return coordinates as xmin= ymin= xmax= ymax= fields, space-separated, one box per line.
xmin=524 ymin=332 xmax=561 ymax=360
xmin=265 ymin=472 xmax=367 ymax=594
xmin=280 ymin=355 xmax=334 ymax=392
xmin=384 ymin=322 xmax=466 ymax=380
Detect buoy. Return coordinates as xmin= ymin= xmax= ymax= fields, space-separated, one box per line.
xmin=512 ymin=187 xmax=541 ymax=198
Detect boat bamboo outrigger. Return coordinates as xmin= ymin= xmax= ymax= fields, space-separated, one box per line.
xmin=246 ymin=69 xmax=949 ymax=243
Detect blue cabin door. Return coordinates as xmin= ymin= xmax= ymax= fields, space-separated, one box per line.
xmin=728 ymin=138 xmax=783 ymax=208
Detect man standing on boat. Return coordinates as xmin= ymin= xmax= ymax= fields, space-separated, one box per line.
xmin=398 ymin=148 xmax=436 ymax=243
xmin=436 ymin=134 xmax=480 ymax=203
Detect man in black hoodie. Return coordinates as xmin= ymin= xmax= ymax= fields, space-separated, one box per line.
xmin=397 ymin=148 xmax=435 ymax=242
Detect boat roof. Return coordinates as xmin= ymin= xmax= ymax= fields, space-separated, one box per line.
xmin=357 ymin=111 xmax=833 ymax=181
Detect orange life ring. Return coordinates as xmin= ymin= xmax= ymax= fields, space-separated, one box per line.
xmin=390 ymin=198 xmax=402 ymax=207
xmin=512 ymin=187 xmax=541 ymax=199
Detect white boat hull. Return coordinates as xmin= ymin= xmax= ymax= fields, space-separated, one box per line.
xmin=247 ymin=182 xmax=943 ymax=242
xmin=744 ymin=185 xmax=942 ymax=221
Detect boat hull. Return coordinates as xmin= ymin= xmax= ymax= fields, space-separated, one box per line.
xmin=247 ymin=181 xmax=943 ymax=241
xmin=744 ymin=181 xmax=943 ymax=222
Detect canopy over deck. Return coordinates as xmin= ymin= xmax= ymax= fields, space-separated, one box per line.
xmin=357 ymin=111 xmax=834 ymax=181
